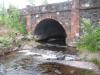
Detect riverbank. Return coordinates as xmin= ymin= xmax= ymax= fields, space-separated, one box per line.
xmin=0 ymin=25 xmax=100 ymax=75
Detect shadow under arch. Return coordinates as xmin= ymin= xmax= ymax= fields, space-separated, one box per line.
xmin=33 ymin=18 xmax=67 ymax=45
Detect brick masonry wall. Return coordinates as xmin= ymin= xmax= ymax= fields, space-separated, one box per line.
xmin=20 ymin=0 xmax=100 ymax=44
xmin=20 ymin=1 xmax=75 ymax=42
xmin=30 ymin=11 xmax=71 ymax=37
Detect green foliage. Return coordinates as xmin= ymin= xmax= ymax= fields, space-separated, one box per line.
xmin=0 ymin=5 xmax=27 ymax=49
xmin=28 ymin=0 xmax=48 ymax=5
xmin=0 ymin=37 xmax=12 ymax=48
xmin=43 ymin=0 xmax=48 ymax=5
xmin=29 ymin=0 xmax=36 ymax=6
xmin=77 ymin=18 xmax=100 ymax=52
xmin=0 ymin=10 xmax=5 ymax=25
xmin=0 ymin=31 xmax=17 ymax=49
xmin=0 ymin=5 xmax=27 ymax=34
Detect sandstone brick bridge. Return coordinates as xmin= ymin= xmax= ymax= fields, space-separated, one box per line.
xmin=20 ymin=0 xmax=100 ymax=45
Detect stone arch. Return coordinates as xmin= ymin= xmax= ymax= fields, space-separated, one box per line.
xmin=33 ymin=18 xmax=67 ymax=43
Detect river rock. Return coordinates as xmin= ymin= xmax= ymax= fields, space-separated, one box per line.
xmin=21 ymin=44 xmax=33 ymax=50
xmin=78 ymin=51 xmax=100 ymax=62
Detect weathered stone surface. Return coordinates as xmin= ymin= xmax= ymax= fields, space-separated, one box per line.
xmin=78 ymin=51 xmax=100 ymax=62
xmin=20 ymin=2 xmax=71 ymax=15
xmin=20 ymin=0 xmax=100 ymax=44
xmin=20 ymin=1 xmax=78 ymax=43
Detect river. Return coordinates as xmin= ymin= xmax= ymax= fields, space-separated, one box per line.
xmin=0 ymin=40 xmax=99 ymax=75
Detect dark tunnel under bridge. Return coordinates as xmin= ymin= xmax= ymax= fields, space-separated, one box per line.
xmin=33 ymin=18 xmax=67 ymax=45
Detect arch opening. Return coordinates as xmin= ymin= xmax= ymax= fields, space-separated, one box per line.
xmin=33 ymin=18 xmax=67 ymax=45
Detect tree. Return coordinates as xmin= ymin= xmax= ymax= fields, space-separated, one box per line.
xmin=42 ymin=0 xmax=48 ymax=5
xmin=28 ymin=0 xmax=35 ymax=6
xmin=28 ymin=0 xmax=48 ymax=6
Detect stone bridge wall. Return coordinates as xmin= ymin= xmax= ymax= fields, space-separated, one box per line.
xmin=80 ymin=0 xmax=100 ymax=25
xmin=20 ymin=0 xmax=100 ymax=44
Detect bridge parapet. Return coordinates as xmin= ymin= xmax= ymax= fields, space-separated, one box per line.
xmin=21 ymin=2 xmax=72 ymax=15
xmin=20 ymin=1 xmax=79 ymax=45
xmin=20 ymin=0 xmax=100 ymax=45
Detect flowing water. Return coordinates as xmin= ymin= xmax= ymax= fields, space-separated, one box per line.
xmin=0 ymin=41 xmax=99 ymax=75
